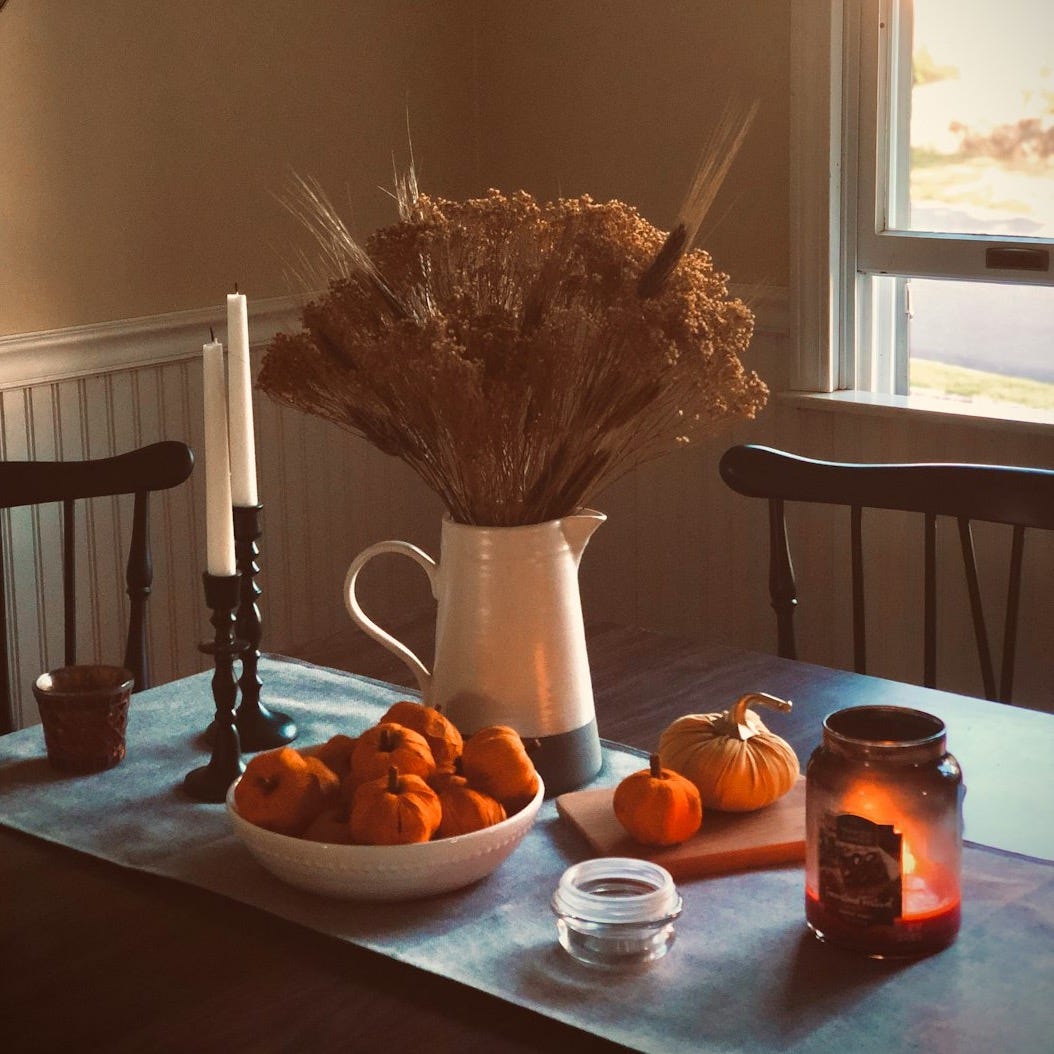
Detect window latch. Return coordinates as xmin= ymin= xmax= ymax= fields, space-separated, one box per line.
xmin=985 ymin=247 xmax=1050 ymax=272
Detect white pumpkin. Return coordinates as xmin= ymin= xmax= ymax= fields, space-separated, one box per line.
xmin=658 ymin=692 xmax=799 ymax=812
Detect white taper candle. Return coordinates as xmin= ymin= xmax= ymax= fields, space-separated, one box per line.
xmin=226 ymin=291 xmax=259 ymax=507
xmin=203 ymin=338 xmax=236 ymax=576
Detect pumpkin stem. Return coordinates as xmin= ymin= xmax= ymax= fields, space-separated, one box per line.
xmin=379 ymin=725 xmax=395 ymax=751
xmin=649 ymin=753 xmax=664 ymax=779
xmin=727 ymin=692 xmax=793 ymax=741
xmin=387 ymin=765 xmax=400 ymax=794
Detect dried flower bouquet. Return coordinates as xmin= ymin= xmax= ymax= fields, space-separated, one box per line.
xmin=259 ymin=124 xmax=767 ymax=526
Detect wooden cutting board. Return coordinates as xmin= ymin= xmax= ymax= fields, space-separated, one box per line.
xmin=555 ymin=777 xmax=806 ymax=880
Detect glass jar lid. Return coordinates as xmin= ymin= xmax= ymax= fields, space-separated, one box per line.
xmin=551 ymin=857 xmax=682 ymax=925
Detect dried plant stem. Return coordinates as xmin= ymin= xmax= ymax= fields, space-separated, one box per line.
xmin=638 ymin=100 xmax=759 ymax=298
xmin=261 ymin=146 xmax=767 ymax=526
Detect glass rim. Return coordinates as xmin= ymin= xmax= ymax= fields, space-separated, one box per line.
xmin=823 ymin=705 xmax=946 ymax=750
xmin=34 ymin=665 xmax=135 ymax=696
xmin=551 ymin=857 xmax=682 ymax=925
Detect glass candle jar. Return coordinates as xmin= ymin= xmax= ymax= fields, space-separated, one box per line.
xmin=805 ymin=705 xmax=964 ymax=958
xmin=551 ymin=857 xmax=682 ymax=968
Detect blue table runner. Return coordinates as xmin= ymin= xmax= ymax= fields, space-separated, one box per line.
xmin=2 ymin=656 xmax=1052 ymax=1054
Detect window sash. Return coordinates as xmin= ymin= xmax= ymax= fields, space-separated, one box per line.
xmin=855 ymin=0 xmax=1054 ymax=288
xmin=791 ymin=0 xmax=1054 ymax=423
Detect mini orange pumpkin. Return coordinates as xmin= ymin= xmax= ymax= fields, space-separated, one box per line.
xmin=460 ymin=725 xmax=540 ymax=812
xmin=234 ymin=747 xmax=341 ymax=836
xmin=305 ymin=733 xmax=359 ymax=781
xmin=348 ymin=722 xmax=435 ymax=788
xmin=435 ymin=766 xmax=507 ymax=838
xmin=349 ymin=766 xmax=442 ymax=845
xmin=612 ymin=754 xmax=703 ymax=847
xmin=301 ymin=802 xmax=353 ymax=844
xmin=380 ymin=700 xmax=463 ymax=772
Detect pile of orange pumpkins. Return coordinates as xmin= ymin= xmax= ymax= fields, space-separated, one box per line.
xmin=233 ymin=700 xmax=539 ymax=846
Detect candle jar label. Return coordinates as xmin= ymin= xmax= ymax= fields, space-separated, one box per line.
xmin=818 ymin=812 xmax=902 ymax=926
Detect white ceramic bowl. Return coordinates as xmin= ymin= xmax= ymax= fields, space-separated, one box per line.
xmin=226 ymin=776 xmax=544 ymax=901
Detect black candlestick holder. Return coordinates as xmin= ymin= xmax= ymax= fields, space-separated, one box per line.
xmin=184 ymin=572 xmax=247 ymax=803
xmin=232 ymin=503 xmax=297 ymax=750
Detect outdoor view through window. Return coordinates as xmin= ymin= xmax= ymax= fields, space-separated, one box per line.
xmin=906 ymin=0 xmax=1054 ymax=414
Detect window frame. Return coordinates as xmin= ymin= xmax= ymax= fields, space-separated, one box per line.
xmin=791 ymin=0 xmax=1054 ymax=414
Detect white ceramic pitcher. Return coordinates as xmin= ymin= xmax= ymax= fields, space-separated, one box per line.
xmin=344 ymin=510 xmax=606 ymax=795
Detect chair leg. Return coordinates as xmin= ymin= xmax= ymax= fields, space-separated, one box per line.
xmin=124 ymin=491 xmax=152 ymax=692
xmin=0 ymin=527 xmax=11 ymax=734
xmin=850 ymin=506 xmax=866 ymax=674
xmin=958 ymin=517 xmax=997 ymax=702
xmin=768 ymin=498 xmax=798 ymax=660
xmin=62 ymin=498 xmax=77 ymax=668
xmin=998 ymin=526 xmax=1025 ymax=705
xmin=924 ymin=513 xmax=937 ymax=690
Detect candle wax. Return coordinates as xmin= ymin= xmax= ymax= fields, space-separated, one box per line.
xmin=806 ymin=887 xmax=961 ymax=957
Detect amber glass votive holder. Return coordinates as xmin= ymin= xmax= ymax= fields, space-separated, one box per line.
xmin=33 ymin=665 xmax=134 ymax=774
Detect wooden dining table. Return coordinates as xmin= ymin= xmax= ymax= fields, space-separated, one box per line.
xmin=2 ymin=619 xmax=1052 ymax=1053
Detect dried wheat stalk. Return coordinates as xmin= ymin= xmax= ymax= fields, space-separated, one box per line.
xmin=259 ymin=117 xmax=767 ymax=526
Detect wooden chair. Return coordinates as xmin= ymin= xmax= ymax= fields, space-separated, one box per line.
xmin=719 ymin=444 xmax=1054 ymax=705
xmin=0 ymin=441 xmax=195 ymax=732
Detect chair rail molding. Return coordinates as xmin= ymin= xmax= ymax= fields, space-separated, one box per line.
xmin=0 ymin=286 xmax=788 ymax=391
xmin=0 ymin=296 xmax=302 ymax=390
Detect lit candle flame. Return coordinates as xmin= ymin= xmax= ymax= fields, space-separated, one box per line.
xmin=903 ymin=841 xmax=917 ymax=875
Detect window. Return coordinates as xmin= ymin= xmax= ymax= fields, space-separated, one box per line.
xmin=792 ymin=0 xmax=1054 ymax=422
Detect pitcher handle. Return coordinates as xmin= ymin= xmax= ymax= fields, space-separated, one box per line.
xmin=343 ymin=540 xmax=437 ymax=697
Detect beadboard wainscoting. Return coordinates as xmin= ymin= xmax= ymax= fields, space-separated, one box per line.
xmin=2 ymin=293 xmax=1052 ymax=727
xmin=0 ymin=300 xmax=443 ymax=728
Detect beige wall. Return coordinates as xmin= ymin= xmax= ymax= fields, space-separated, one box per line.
xmin=470 ymin=1 xmax=789 ymax=290
xmin=0 ymin=0 xmax=483 ymax=334
xmin=1 ymin=0 xmax=789 ymax=337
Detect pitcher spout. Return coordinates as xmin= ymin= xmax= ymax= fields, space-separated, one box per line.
xmin=561 ymin=508 xmax=606 ymax=562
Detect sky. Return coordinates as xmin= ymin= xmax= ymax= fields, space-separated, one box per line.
xmin=913 ymin=0 xmax=1054 ymax=144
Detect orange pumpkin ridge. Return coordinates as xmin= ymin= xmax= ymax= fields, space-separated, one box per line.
xmin=436 ymin=773 xmax=507 ymax=839
xmin=234 ymin=746 xmax=340 ymax=837
xmin=307 ymin=733 xmax=359 ymax=781
xmin=349 ymin=765 xmax=442 ymax=845
xmin=612 ymin=754 xmax=703 ymax=847
xmin=380 ymin=700 xmax=464 ymax=771
xmin=460 ymin=725 xmax=539 ymax=811
xmin=348 ymin=721 xmax=436 ymax=788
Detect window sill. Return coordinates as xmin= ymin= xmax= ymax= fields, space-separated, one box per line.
xmin=780 ymin=390 xmax=1054 ymax=438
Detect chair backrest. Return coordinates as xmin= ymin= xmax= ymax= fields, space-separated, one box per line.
xmin=719 ymin=444 xmax=1054 ymax=705
xmin=0 ymin=440 xmax=195 ymax=732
